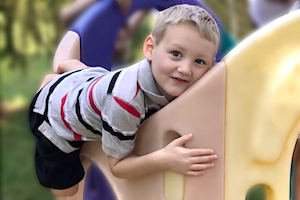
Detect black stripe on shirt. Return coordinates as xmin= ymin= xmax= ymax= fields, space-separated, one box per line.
xmin=102 ymin=121 xmax=136 ymax=141
xmin=107 ymin=71 xmax=121 ymax=94
xmin=140 ymin=108 xmax=158 ymax=124
xmin=43 ymin=69 xmax=83 ymax=122
xmin=76 ymin=89 xmax=102 ymax=136
xmin=68 ymin=140 xmax=84 ymax=148
xmin=86 ymin=77 xmax=94 ymax=82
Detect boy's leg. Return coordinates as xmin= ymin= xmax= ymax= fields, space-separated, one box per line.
xmin=29 ymin=80 xmax=85 ymax=197
xmin=51 ymin=184 xmax=79 ymax=197
xmin=34 ymin=135 xmax=85 ymax=195
xmin=53 ymin=155 xmax=93 ymax=199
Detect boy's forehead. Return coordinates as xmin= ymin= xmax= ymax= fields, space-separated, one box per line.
xmin=158 ymin=23 xmax=190 ymax=41
xmin=161 ymin=23 xmax=208 ymax=43
xmin=160 ymin=24 xmax=217 ymax=58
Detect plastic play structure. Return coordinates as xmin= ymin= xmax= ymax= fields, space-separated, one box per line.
xmin=53 ymin=0 xmax=300 ymax=199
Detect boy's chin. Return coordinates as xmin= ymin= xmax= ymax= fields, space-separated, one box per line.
xmin=164 ymin=91 xmax=183 ymax=101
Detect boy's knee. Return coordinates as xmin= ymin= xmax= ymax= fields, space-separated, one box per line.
xmin=51 ymin=184 xmax=79 ymax=197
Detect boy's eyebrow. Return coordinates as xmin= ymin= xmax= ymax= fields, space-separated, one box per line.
xmin=169 ymin=43 xmax=213 ymax=60
xmin=169 ymin=43 xmax=187 ymax=51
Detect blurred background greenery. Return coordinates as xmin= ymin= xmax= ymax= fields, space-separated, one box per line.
xmin=0 ymin=0 xmax=258 ymax=199
xmin=1 ymin=1 xmax=75 ymax=199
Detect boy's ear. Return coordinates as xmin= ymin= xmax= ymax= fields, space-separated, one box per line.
xmin=143 ymin=35 xmax=155 ymax=61
xmin=212 ymin=58 xmax=216 ymax=66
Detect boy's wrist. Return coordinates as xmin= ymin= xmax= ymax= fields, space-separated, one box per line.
xmin=155 ymin=149 xmax=168 ymax=171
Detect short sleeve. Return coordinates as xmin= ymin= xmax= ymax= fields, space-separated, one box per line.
xmin=100 ymin=93 xmax=145 ymax=160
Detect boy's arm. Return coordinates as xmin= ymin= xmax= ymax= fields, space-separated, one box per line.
xmin=108 ymin=133 xmax=218 ymax=179
xmin=55 ymin=59 xmax=88 ymax=74
xmin=38 ymin=59 xmax=88 ymax=92
xmin=37 ymin=74 xmax=60 ymax=92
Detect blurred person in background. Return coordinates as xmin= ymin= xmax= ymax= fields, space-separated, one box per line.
xmin=59 ymin=0 xmax=149 ymax=71
xmin=248 ymin=0 xmax=296 ymax=28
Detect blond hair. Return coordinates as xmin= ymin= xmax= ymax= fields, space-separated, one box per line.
xmin=152 ymin=4 xmax=220 ymax=53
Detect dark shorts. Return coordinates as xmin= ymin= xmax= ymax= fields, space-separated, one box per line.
xmin=29 ymin=91 xmax=85 ymax=189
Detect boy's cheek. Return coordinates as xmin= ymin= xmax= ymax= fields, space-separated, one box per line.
xmin=194 ymin=68 xmax=209 ymax=80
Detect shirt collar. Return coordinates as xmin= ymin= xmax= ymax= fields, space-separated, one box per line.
xmin=138 ymin=59 xmax=169 ymax=106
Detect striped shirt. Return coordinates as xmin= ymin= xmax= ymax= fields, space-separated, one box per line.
xmin=32 ymin=59 xmax=169 ymax=159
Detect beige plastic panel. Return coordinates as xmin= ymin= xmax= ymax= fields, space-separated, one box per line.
xmin=60 ymin=61 xmax=226 ymax=200
xmin=223 ymin=9 xmax=300 ymax=200
xmin=53 ymin=31 xmax=80 ymax=72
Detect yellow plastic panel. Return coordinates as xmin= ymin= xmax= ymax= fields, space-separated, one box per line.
xmin=223 ymin=10 xmax=300 ymax=200
xmin=164 ymin=171 xmax=185 ymax=200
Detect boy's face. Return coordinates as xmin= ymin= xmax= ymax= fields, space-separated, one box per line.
xmin=144 ymin=23 xmax=217 ymax=101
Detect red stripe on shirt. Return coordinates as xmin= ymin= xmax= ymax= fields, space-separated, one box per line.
xmin=89 ymin=78 xmax=102 ymax=119
xmin=113 ymin=96 xmax=140 ymax=118
xmin=61 ymin=93 xmax=82 ymax=141
xmin=134 ymin=83 xmax=140 ymax=98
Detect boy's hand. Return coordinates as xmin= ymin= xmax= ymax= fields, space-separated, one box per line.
xmin=160 ymin=133 xmax=217 ymax=176
xmin=55 ymin=59 xmax=88 ymax=74
xmin=37 ymin=74 xmax=59 ymax=92
xmin=38 ymin=59 xmax=88 ymax=92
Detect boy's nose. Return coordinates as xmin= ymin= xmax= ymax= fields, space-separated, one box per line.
xmin=177 ymin=63 xmax=192 ymax=76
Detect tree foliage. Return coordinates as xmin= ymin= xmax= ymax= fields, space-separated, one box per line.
xmin=0 ymin=0 xmax=72 ymax=69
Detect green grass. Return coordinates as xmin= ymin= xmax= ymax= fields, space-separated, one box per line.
xmin=0 ymin=55 xmax=54 ymax=200
xmin=0 ymin=54 xmax=53 ymax=103
xmin=1 ymin=109 xmax=54 ymax=200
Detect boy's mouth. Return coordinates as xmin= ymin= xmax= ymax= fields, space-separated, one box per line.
xmin=172 ymin=77 xmax=188 ymax=84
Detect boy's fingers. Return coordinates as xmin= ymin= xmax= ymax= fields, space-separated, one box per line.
xmin=190 ymin=155 xmax=218 ymax=164
xmin=186 ymin=170 xmax=206 ymax=176
xmin=56 ymin=59 xmax=87 ymax=74
xmin=38 ymin=74 xmax=59 ymax=92
xmin=189 ymin=149 xmax=215 ymax=156
xmin=172 ymin=133 xmax=193 ymax=146
xmin=189 ymin=163 xmax=215 ymax=171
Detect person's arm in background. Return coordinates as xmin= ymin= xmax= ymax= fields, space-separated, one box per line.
xmin=60 ymin=0 xmax=132 ymax=28
xmin=125 ymin=8 xmax=150 ymax=37
xmin=60 ymin=0 xmax=97 ymax=28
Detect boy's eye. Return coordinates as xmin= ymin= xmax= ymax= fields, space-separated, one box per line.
xmin=195 ymin=59 xmax=205 ymax=65
xmin=172 ymin=51 xmax=181 ymax=58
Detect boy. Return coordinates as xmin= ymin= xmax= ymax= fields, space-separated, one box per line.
xmin=29 ymin=4 xmax=220 ymax=197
